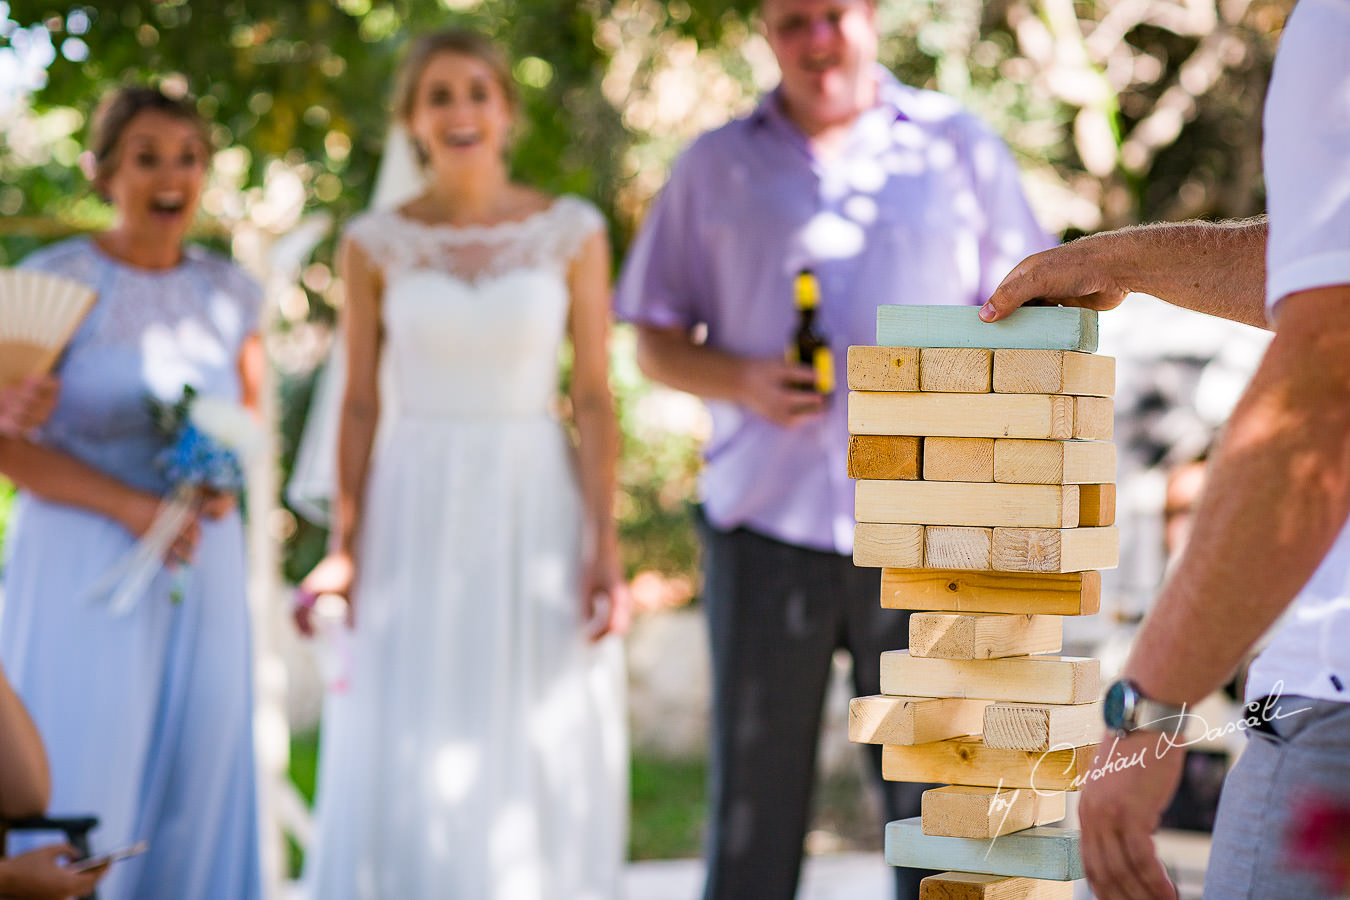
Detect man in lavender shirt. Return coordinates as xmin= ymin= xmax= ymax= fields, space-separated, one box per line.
xmin=614 ymin=1 xmax=1052 ymax=896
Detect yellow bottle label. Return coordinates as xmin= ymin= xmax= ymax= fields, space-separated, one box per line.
xmin=794 ymin=271 xmax=820 ymax=310
xmin=813 ymin=346 xmax=835 ymax=394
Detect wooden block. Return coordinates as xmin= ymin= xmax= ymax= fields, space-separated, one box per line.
xmin=848 ymin=434 xmax=921 ymax=480
xmin=920 ymin=871 xmax=1074 ymax=899
xmin=924 ymin=526 xmax=992 ymax=570
xmin=1078 ymin=483 xmax=1116 ymax=526
xmin=993 ymin=440 xmax=1115 ymax=485
xmin=881 ymin=569 xmax=1102 ymax=616
xmin=854 ymin=523 xmax=924 ymax=568
xmin=880 ymin=651 xmax=1100 ymax=704
xmin=856 ymin=481 xmax=1080 ymax=529
xmin=993 ymin=349 xmax=1115 ymax=397
xmin=876 ymin=305 xmax=1098 ymax=353
xmin=920 ymin=347 xmax=992 ymax=393
xmin=991 ymin=526 xmax=1119 ymax=573
xmin=883 ymin=737 xmax=1096 ymax=791
xmin=849 ymin=392 xmax=1075 ymax=440
xmin=847 ymin=345 xmax=920 ymax=391
xmin=1072 ymin=396 xmax=1113 ymax=439
xmin=887 ymin=818 xmax=1084 ymax=881
xmin=849 ymin=695 xmax=991 ymax=745
xmin=921 ymin=786 xmax=1068 ymax=839
xmin=923 ymin=437 xmax=995 ymax=482
xmin=909 ymin=613 xmax=1062 ymax=660
xmin=983 ymin=701 xmax=1104 ymax=751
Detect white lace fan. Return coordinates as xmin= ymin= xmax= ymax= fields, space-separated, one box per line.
xmin=0 ymin=269 xmax=97 ymax=387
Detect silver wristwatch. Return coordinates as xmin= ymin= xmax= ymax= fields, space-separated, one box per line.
xmin=1103 ymin=678 xmax=1186 ymax=736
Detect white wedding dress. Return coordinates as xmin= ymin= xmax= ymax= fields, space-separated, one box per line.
xmin=300 ymin=196 xmax=628 ymax=900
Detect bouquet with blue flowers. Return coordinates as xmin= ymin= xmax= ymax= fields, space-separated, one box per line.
xmin=89 ymin=385 xmax=259 ymax=612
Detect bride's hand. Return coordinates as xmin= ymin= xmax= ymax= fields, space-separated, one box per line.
xmin=581 ymin=550 xmax=631 ymax=641
xmin=295 ymin=552 xmax=356 ymax=637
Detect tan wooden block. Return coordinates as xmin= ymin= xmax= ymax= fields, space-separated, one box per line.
xmin=924 ymin=526 xmax=992 ymax=570
xmin=984 ymin=701 xmax=1105 ymax=751
xmin=1072 ymin=396 xmax=1113 ymax=440
xmin=920 ymin=871 xmax=1074 ymax=899
xmin=920 ymin=347 xmax=992 ymax=393
xmin=848 ymin=392 xmax=1076 ymax=439
xmin=921 ymin=786 xmax=1068 ymax=839
xmin=923 ymin=437 xmax=995 ymax=482
xmin=1079 ymin=483 xmax=1116 ymax=526
xmin=848 ymin=434 xmax=921 ymax=480
xmin=993 ymin=439 xmax=1115 ymax=485
xmin=880 ymin=651 xmax=1100 ymax=704
xmin=853 ymin=523 xmax=924 ymax=568
xmin=882 ymin=736 xmax=1097 ymax=791
xmin=991 ymin=526 xmax=1119 ymax=573
xmin=908 ymin=613 xmax=1062 ymax=660
xmin=993 ymin=349 xmax=1115 ymax=397
xmin=856 ymin=481 xmax=1080 ymax=529
xmin=848 ymin=345 xmax=920 ymax=391
xmin=881 ymin=569 xmax=1102 ymax=616
xmin=848 ymin=695 xmax=991 ymax=745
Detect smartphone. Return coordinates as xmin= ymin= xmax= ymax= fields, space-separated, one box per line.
xmin=68 ymin=840 xmax=149 ymax=873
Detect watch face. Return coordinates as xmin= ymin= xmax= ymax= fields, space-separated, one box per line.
xmin=1103 ymin=680 xmax=1130 ymax=730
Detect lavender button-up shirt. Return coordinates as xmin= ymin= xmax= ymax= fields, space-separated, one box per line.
xmin=615 ymin=69 xmax=1054 ymax=554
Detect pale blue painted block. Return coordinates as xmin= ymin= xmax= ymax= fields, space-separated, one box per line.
xmin=876 ymin=306 xmax=1098 ymax=352
xmin=885 ymin=817 xmax=1084 ymax=881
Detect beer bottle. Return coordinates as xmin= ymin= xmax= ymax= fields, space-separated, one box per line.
xmin=787 ymin=268 xmax=835 ymax=396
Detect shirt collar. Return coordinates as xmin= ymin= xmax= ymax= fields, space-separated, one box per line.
xmin=750 ymin=65 xmax=911 ymax=132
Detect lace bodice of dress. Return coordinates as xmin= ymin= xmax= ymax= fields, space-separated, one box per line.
xmin=19 ymin=238 xmax=260 ymax=493
xmin=344 ymin=196 xmax=605 ymax=420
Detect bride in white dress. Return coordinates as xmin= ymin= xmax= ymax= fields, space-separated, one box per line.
xmin=292 ymin=29 xmax=630 ymax=900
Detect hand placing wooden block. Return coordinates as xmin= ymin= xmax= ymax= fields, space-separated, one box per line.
xmin=919 ymin=872 xmax=1073 ymax=899
xmin=876 ymin=306 xmax=1098 ymax=353
xmin=880 ymin=569 xmax=1102 ymax=616
xmin=920 ymin=348 xmax=992 ymax=393
xmin=849 ymin=393 xmax=1109 ymax=441
xmin=882 ymin=737 xmax=1096 ymax=791
xmin=921 ymin=786 xmax=1067 ymax=839
xmin=880 ymin=652 xmax=1100 ymax=704
xmin=924 ymin=526 xmax=992 ymax=570
xmin=886 ymin=819 xmax=1085 ymax=881
xmin=993 ymin=349 xmax=1114 ymax=397
xmin=982 ymin=701 xmax=1104 ymax=751
xmin=849 ymin=434 xmax=921 ymax=480
xmin=991 ymin=527 xmax=1119 ymax=574
xmin=993 ymin=440 xmax=1115 ymax=485
xmin=857 ymin=481 xmax=1080 ymax=529
xmin=1078 ymin=483 xmax=1116 ymax=526
xmin=848 ymin=345 xmax=920 ymax=391
xmin=909 ymin=612 xmax=1062 ymax=660
xmin=849 ymin=695 xmax=991 ymax=745
xmin=924 ymin=438 xmax=995 ymax=482
xmin=854 ymin=523 xmax=924 ymax=568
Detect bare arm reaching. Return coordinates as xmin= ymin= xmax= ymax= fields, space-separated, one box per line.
xmin=980 ymin=218 xmax=1269 ymax=330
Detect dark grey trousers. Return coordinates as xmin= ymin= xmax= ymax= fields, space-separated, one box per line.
xmin=696 ymin=511 xmax=935 ymax=900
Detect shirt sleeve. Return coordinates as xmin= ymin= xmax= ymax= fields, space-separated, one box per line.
xmin=1264 ymin=0 xmax=1350 ymax=312
xmin=960 ymin=115 xmax=1057 ymax=303
xmin=613 ymin=145 xmax=712 ymax=331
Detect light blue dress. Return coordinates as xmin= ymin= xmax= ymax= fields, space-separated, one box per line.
xmin=0 ymin=238 xmax=263 ymax=900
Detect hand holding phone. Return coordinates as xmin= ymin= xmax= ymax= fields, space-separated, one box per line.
xmin=68 ymin=840 xmax=149 ymax=873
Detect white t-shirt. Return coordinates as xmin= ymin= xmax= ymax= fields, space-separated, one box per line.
xmin=1247 ymin=0 xmax=1350 ymax=704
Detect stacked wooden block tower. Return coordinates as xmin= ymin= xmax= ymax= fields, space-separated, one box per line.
xmin=846 ymin=305 xmax=1117 ymax=898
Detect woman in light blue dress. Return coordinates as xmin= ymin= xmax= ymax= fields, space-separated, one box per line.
xmin=0 ymin=86 xmax=263 ymax=899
